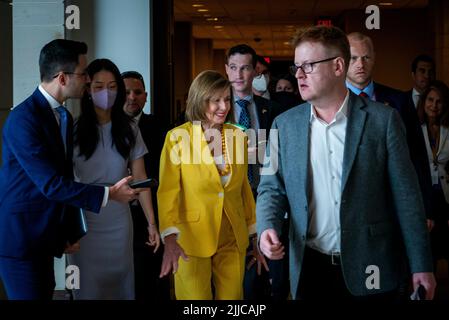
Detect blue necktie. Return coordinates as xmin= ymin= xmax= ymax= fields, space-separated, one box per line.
xmin=237 ymin=99 xmax=251 ymax=130
xmin=56 ymin=106 xmax=71 ymax=158
xmin=236 ymin=99 xmax=254 ymax=184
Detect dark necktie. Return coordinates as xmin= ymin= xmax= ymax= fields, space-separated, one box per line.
xmin=237 ymin=99 xmax=251 ymax=130
xmin=359 ymin=91 xmax=369 ymax=99
xmin=236 ymin=99 xmax=254 ymax=184
xmin=56 ymin=106 xmax=73 ymax=161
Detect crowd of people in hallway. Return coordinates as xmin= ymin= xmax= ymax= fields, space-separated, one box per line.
xmin=0 ymin=25 xmax=448 ymax=301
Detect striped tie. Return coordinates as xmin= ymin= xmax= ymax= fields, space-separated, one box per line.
xmin=237 ymin=99 xmax=251 ymax=130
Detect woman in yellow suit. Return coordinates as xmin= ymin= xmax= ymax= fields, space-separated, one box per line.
xmin=158 ymin=70 xmax=257 ymax=299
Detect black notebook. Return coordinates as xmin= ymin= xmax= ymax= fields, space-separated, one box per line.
xmin=62 ymin=205 xmax=88 ymax=245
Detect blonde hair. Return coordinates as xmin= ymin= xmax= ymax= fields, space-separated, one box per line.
xmin=186 ymin=70 xmax=234 ymax=123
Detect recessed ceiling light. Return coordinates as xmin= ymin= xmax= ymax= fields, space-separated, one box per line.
xmin=214 ymin=25 xmax=224 ymax=29
xmin=206 ymin=17 xmax=218 ymax=21
xmin=197 ymin=9 xmax=209 ymax=12
xmin=203 ymin=14 xmax=211 ymax=17
xmin=379 ymin=2 xmax=393 ymax=5
xmin=283 ymin=41 xmax=290 ymax=46
xmin=192 ymin=4 xmax=204 ymax=7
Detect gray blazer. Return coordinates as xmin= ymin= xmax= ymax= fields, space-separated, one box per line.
xmin=256 ymin=91 xmax=433 ymax=298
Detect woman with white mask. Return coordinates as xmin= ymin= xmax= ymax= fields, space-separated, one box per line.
xmin=68 ymin=59 xmax=159 ymax=299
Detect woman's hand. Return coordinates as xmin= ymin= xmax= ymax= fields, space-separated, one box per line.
xmin=159 ymin=234 xmax=189 ymax=278
xmin=145 ymin=224 xmax=161 ymax=253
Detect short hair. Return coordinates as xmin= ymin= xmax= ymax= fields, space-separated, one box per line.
xmin=121 ymin=70 xmax=146 ymax=90
xmin=186 ymin=70 xmax=234 ymax=123
xmin=292 ymin=26 xmax=350 ymax=71
xmin=39 ymin=39 xmax=88 ymax=82
xmin=347 ymin=32 xmax=374 ymax=49
xmin=417 ymin=80 xmax=449 ymax=127
xmin=411 ymin=54 xmax=436 ymax=74
xmin=256 ymin=55 xmax=269 ymax=70
xmin=226 ymin=44 xmax=257 ymax=68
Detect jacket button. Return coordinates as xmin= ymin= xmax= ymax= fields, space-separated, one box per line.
xmin=218 ymin=192 xmax=224 ymax=198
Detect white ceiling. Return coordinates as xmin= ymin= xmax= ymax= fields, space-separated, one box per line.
xmin=174 ymin=0 xmax=428 ymax=57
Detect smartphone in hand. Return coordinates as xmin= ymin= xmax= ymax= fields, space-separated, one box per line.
xmin=129 ymin=178 xmax=158 ymax=189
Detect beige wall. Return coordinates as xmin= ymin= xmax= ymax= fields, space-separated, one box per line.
xmin=344 ymin=9 xmax=433 ymax=91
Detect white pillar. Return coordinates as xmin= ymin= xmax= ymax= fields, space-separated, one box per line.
xmin=12 ymin=0 xmax=65 ymax=106
xmin=66 ymin=0 xmax=152 ymax=113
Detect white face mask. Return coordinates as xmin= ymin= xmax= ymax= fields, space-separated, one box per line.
xmin=252 ymin=74 xmax=269 ymax=92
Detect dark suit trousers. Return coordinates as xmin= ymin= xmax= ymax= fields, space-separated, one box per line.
xmin=297 ymin=246 xmax=398 ymax=301
xmin=0 ymin=255 xmax=55 ymax=300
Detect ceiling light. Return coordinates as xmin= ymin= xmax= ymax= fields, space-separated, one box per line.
xmin=206 ymin=17 xmax=218 ymax=21
xmin=283 ymin=41 xmax=290 ymax=46
xmin=214 ymin=25 xmax=224 ymax=29
xmin=192 ymin=4 xmax=204 ymax=7
xmin=197 ymin=9 xmax=209 ymax=12
xmin=379 ymin=2 xmax=393 ymax=5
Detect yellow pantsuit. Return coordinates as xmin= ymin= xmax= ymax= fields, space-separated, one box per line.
xmin=157 ymin=122 xmax=255 ymax=300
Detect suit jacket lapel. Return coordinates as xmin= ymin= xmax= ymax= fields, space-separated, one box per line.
xmin=438 ymin=126 xmax=449 ymax=156
xmin=33 ymin=89 xmax=66 ymax=160
xmin=341 ymin=93 xmax=367 ymax=191
xmin=292 ymin=104 xmax=311 ymax=204
xmin=254 ymin=96 xmax=269 ymax=130
xmin=192 ymin=122 xmax=222 ymax=186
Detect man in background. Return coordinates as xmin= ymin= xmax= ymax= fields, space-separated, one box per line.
xmin=122 ymin=71 xmax=170 ymax=301
xmin=346 ymin=32 xmax=434 ymax=229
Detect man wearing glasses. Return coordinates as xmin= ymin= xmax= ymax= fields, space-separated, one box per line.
xmin=0 ymin=39 xmax=140 ymax=300
xmin=256 ymin=26 xmax=436 ymax=300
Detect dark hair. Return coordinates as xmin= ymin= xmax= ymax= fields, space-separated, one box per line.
xmin=39 ymin=39 xmax=88 ymax=82
xmin=411 ymin=54 xmax=435 ymax=74
xmin=274 ymin=73 xmax=298 ymax=92
xmin=256 ymin=55 xmax=269 ymax=70
xmin=75 ymin=59 xmax=135 ymax=160
xmin=417 ymin=80 xmax=449 ymax=127
xmin=226 ymin=44 xmax=257 ymax=68
xmin=292 ymin=25 xmax=350 ymax=71
xmin=121 ymin=70 xmax=145 ymax=90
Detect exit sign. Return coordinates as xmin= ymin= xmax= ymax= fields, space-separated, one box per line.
xmin=316 ymin=18 xmax=332 ymax=26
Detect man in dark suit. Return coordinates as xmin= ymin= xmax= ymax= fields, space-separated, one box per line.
xmin=121 ymin=71 xmax=170 ymax=300
xmin=405 ymin=54 xmax=436 ymax=109
xmin=346 ymin=32 xmax=434 ymax=229
xmin=257 ymin=25 xmax=435 ymax=300
xmin=225 ymin=44 xmax=288 ymax=300
xmin=0 ymin=39 xmax=140 ymax=300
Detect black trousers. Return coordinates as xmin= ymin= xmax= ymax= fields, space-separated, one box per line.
xmin=296 ymin=246 xmax=398 ymax=301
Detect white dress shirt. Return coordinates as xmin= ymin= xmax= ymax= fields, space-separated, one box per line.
xmin=307 ymin=92 xmax=349 ymax=255
xmin=412 ymin=88 xmax=421 ymax=109
xmin=38 ymin=85 xmax=108 ymax=207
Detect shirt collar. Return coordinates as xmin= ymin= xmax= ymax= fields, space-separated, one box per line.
xmin=346 ymin=80 xmax=374 ymax=99
xmin=38 ymin=85 xmax=62 ymax=109
xmin=412 ymin=87 xmax=421 ymax=97
xmin=233 ymin=93 xmax=253 ymax=104
xmin=310 ymin=90 xmax=350 ymax=123
xmin=134 ymin=112 xmax=143 ymax=122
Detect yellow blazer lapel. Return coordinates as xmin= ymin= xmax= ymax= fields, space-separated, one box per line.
xmin=192 ymin=122 xmax=222 ymax=186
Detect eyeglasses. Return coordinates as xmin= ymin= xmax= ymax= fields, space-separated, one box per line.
xmin=52 ymin=71 xmax=87 ymax=79
xmin=289 ymin=56 xmax=339 ymax=75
